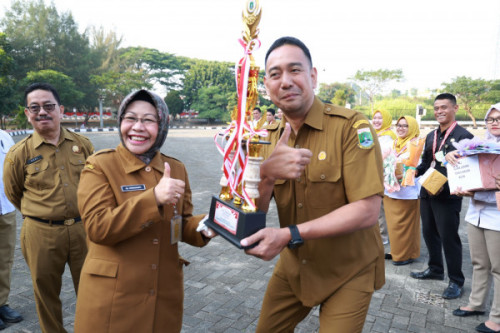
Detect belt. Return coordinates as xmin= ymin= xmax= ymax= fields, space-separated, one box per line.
xmin=27 ymin=216 xmax=81 ymax=226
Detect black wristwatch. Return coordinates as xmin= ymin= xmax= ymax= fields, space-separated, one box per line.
xmin=287 ymin=225 xmax=304 ymax=249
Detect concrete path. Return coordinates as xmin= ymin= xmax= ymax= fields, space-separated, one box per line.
xmin=2 ymin=129 xmax=491 ymax=332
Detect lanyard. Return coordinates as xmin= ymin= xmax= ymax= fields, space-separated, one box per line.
xmin=432 ymin=121 xmax=457 ymax=161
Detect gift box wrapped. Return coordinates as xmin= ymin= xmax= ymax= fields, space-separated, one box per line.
xmin=418 ymin=167 xmax=447 ymax=195
xmin=447 ymin=154 xmax=500 ymax=193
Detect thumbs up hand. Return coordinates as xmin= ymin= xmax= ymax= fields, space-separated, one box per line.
xmin=154 ymin=162 xmax=186 ymax=205
xmin=261 ymin=123 xmax=312 ymax=182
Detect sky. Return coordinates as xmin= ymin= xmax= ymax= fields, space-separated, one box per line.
xmin=1 ymin=0 xmax=500 ymax=93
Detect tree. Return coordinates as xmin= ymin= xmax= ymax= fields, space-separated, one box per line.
xmin=182 ymin=59 xmax=235 ymax=110
xmin=351 ymin=69 xmax=404 ymax=112
xmin=0 ymin=32 xmax=18 ymax=128
xmin=90 ymin=71 xmax=151 ymax=109
xmin=442 ymin=76 xmax=491 ymax=128
xmin=164 ymin=90 xmax=184 ymax=117
xmin=191 ymin=85 xmax=231 ymax=123
xmin=331 ymin=89 xmax=348 ymax=107
xmin=22 ymin=69 xmax=84 ymax=108
xmin=1 ymin=0 xmax=99 ymax=109
xmin=317 ymin=82 xmax=356 ymax=106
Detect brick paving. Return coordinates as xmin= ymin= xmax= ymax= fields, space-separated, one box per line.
xmin=2 ymin=128 xmax=491 ymax=332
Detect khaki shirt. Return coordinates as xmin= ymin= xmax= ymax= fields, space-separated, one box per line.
xmin=3 ymin=128 xmax=94 ymax=220
xmin=75 ymin=144 xmax=207 ymax=332
xmin=263 ymin=97 xmax=385 ymax=307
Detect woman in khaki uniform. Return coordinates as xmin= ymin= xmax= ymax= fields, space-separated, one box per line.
xmin=74 ymin=90 xmax=213 ymax=333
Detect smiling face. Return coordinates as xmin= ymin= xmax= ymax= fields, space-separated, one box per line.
xmin=264 ymin=44 xmax=317 ymax=118
xmin=487 ymin=109 xmax=500 ymax=137
xmin=396 ymin=118 xmax=409 ymax=138
xmin=120 ymin=100 xmax=158 ymax=155
xmin=25 ymin=89 xmax=64 ymax=136
xmin=433 ymin=98 xmax=458 ymax=129
xmin=372 ymin=112 xmax=383 ymax=130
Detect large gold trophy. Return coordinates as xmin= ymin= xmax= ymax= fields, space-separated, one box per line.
xmin=205 ymin=0 xmax=267 ymax=249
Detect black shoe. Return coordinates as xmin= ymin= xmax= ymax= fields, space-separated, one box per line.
xmin=393 ymin=259 xmax=414 ymax=266
xmin=476 ymin=322 xmax=500 ymax=333
xmin=0 ymin=317 xmax=6 ymax=330
xmin=453 ymin=307 xmax=485 ymax=317
xmin=410 ymin=268 xmax=444 ymax=280
xmin=384 ymin=253 xmax=392 ymax=260
xmin=0 ymin=305 xmax=23 ymax=323
xmin=442 ymin=282 xmax=463 ymax=299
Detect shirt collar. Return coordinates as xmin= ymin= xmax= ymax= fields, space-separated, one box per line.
xmin=32 ymin=127 xmax=72 ymax=148
xmin=277 ymin=97 xmax=325 ymax=133
xmin=117 ymin=144 xmax=163 ymax=174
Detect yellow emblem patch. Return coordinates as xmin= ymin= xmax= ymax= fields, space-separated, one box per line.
xmin=353 ymin=119 xmax=370 ymax=129
xmin=85 ymin=164 xmax=94 ymax=170
xmin=318 ymin=151 xmax=326 ymax=160
xmin=72 ymin=145 xmax=81 ymax=153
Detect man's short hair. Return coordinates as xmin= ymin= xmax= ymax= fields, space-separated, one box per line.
xmin=24 ymin=82 xmax=61 ymax=106
xmin=434 ymin=93 xmax=457 ymax=105
xmin=267 ymin=108 xmax=275 ymax=116
xmin=253 ymin=107 xmax=262 ymax=113
xmin=265 ymin=36 xmax=313 ymax=70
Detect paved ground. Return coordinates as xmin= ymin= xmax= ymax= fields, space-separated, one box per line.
xmin=2 ymin=128 xmax=493 ymax=332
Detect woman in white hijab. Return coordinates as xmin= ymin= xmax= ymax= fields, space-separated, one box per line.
xmin=447 ymin=103 xmax=500 ymax=333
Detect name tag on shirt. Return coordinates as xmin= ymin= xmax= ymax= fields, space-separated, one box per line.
xmin=26 ymin=155 xmax=43 ymax=164
xmin=121 ymin=184 xmax=146 ymax=192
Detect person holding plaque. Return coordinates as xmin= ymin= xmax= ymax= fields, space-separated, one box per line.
xmin=411 ymin=93 xmax=473 ymax=300
xmin=447 ymin=104 xmax=500 ymax=333
xmin=372 ymin=109 xmax=397 ymax=245
xmin=240 ymin=36 xmax=385 ymax=332
xmin=74 ymin=90 xmax=214 ymax=333
xmin=383 ymin=116 xmax=421 ymax=266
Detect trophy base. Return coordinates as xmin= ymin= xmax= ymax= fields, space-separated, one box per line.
xmin=206 ymin=195 xmax=266 ymax=249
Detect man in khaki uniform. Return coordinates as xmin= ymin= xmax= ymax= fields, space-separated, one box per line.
xmin=241 ymin=37 xmax=385 ymax=332
xmin=3 ymin=83 xmax=94 ymax=333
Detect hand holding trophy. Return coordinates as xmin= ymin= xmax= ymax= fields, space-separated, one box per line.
xmin=205 ymin=0 xmax=268 ymax=249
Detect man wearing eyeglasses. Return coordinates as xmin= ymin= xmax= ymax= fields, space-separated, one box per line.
xmin=3 ymin=82 xmax=94 ymax=333
xmin=412 ymin=93 xmax=473 ymax=300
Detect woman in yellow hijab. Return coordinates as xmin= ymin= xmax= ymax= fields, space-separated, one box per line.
xmin=371 ymin=110 xmax=396 ymax=245
xmin=383 ymin=115 xmax=421 ymax=266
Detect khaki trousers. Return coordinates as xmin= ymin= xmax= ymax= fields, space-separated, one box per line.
xmin=0 ymin=211 xmax=16 ymax=306
xmin=467 ymin=223 xmax=500 ymax=324
xmin=256 ymin=263 xmax=375 ymax=333
xmin=21 ymin=217 xmax=87 ymax=333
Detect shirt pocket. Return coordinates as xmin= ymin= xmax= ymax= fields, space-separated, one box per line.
xmin=83 ymin=258 xmax=119 ymax=278
xmin=69 ymin=153 xmax=87 ymax=179
xmin=25 ymin=160 xmax=50 ymax=190
xmin=306 ymin=163 xmax=343 ymax=209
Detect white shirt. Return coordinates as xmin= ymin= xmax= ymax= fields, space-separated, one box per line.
xmin=465 ymin=197 xmax=500 ymax=232
xmin=0 ymin=130 xmax=15 ymax=215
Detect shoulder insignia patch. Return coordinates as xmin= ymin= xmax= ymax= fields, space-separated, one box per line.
xmin=353 ymin=119 xmax=370 ymax=128
xmin=357 ymin=127 xmax=375 ymax=149
xmin=85 ymin=164 xmax=95 ymax=170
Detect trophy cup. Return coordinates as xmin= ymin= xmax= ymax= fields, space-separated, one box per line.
xmin=205 ymin=0 xmax=268 ymax=249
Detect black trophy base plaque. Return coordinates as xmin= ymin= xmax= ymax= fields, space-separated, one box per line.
xmin=205 ymin=195 xmax=266 ymax=249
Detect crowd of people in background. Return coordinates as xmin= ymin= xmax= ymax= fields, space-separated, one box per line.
xmin=0 ymin=36 xmax=499 ymax=333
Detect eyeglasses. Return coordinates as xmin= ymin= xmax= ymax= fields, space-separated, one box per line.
xmin=122 ymin=115 xmax=158 ymax=126
xmin=486 ymin=117 xmax=500 ymax=124
xmin=26 ymin=104 xmax=57 ymax=114
xmin=396 ymin=124 xmax=409 ymax=129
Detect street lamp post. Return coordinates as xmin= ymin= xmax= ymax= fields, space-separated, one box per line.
xmin=99 ymin=96 xmax=104 ymax=129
